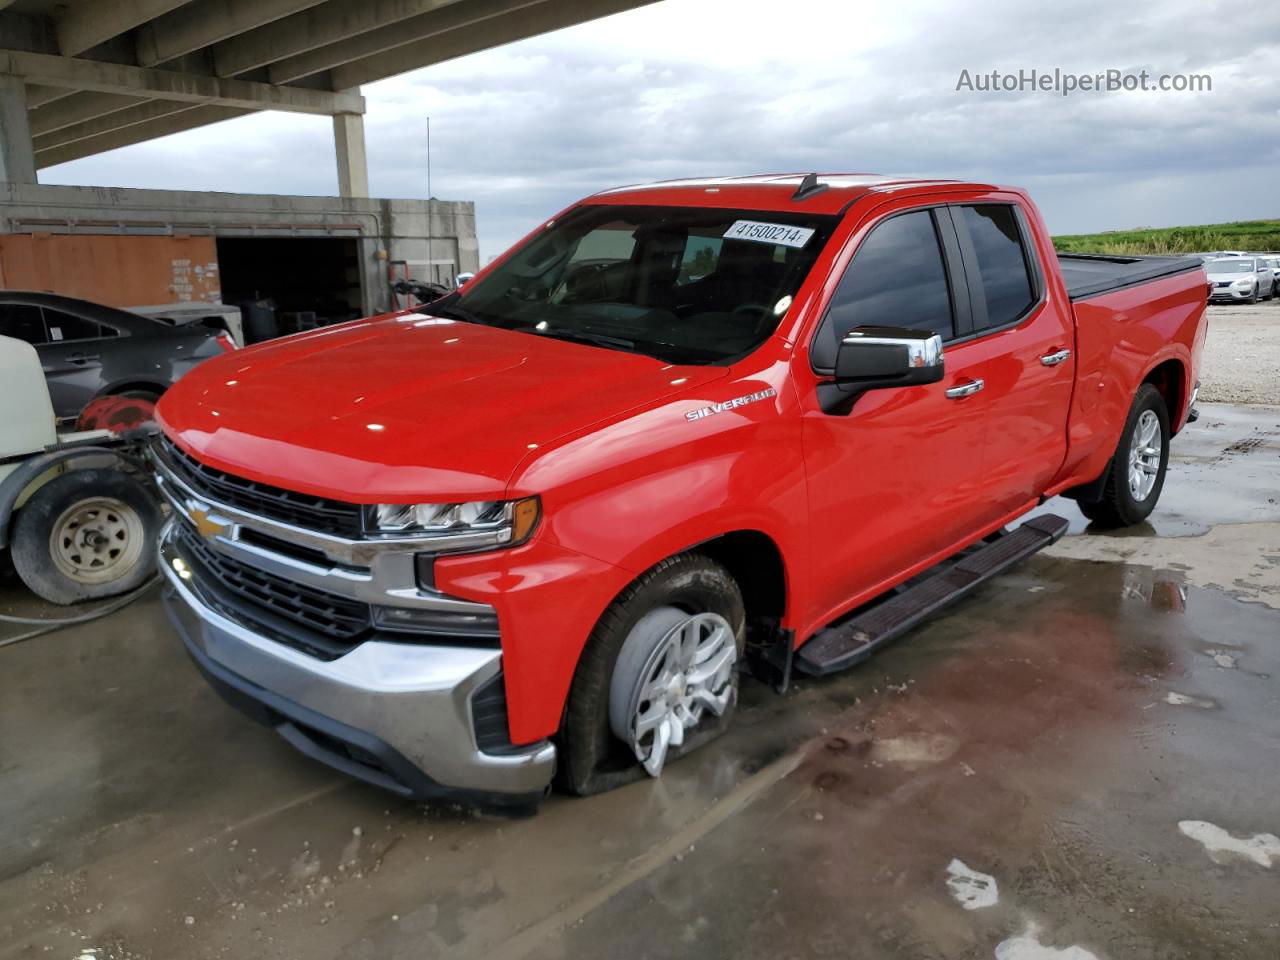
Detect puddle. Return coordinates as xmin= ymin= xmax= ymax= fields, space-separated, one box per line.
xmin=995 ymin=926 xmax=1101 ymax=960
xmin=944 ymin=858 xmax=998 ymax=909
xmin=1178 ymin=821 xmax=1280 ymax=867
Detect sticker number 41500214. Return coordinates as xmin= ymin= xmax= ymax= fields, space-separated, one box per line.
xmin=724 ymin=220 xmax=815 ymax=249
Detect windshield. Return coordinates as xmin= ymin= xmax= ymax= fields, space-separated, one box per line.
xmin=1208 ymin=259 xmax=1255 ymax=273
xmin=445 ymin=205 xmax=838 ymax=364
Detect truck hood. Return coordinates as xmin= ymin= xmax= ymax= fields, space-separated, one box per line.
xmin=157 ymin=312 xmax=726 ymax=502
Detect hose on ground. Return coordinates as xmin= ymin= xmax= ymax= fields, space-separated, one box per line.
xmin=0 ymin=576 xmax=161 ymax=649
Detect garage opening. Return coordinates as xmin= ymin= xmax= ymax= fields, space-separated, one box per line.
xmin=215 ymin=237 xmax=363 ymax=343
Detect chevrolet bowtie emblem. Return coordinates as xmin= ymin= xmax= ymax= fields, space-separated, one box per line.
xmin=187 ymin=503 xmax=229 ymax=540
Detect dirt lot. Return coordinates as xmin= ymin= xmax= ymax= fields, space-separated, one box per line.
xmin=1199 ymin=300 xmax=1280 ymax=404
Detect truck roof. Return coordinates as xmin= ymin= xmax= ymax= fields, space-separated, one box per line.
xmin=589 ymin=173 xmax=1000 ymax=215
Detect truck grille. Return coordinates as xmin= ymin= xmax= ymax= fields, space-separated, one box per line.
xmin=174 ymin=521 xmax=371 ymax=659
xmin=156 ymin=435 xmax=363 ymax=538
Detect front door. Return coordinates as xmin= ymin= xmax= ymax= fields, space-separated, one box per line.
xmin=798 ymin=203 xmax=996 ymax=631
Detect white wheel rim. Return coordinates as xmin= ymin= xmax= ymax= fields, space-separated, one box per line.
xmin=1127 ymin=409 xmax=1162 ymax=502
xmin=48 ymin=496 xmax=145 ymax=585
xmin=612 ymin=611 xmax=737 ymax=777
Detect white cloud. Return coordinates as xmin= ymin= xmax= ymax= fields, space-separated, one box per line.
xmin=41 ymin=0 xmax=1280 ymax=259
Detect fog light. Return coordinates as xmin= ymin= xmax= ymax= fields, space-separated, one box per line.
xmin=372 ymin=604 xmax=500 ymax=639
xmin=171 ymin=556 xmax=192 ymax=581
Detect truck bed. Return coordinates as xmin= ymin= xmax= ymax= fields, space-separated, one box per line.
xmin=1056 ymin=253 xmax=1202 ymax=301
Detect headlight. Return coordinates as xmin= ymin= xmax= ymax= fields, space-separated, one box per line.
xmin=1233 ymin=279 xmax=1252 ymax=287
xmin=363 ymin=496 xmax=541 ymax=548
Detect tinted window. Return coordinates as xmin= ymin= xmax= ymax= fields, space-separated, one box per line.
xmin=43 ymin=310 xmax=102 ymax=343
xmin=812 ymin=210 xmax=954 ymax=369
xmin=0 ymin=304 xmax=46 ymax=345
xmin=959 ymin=205 xmax=1036 ymax=328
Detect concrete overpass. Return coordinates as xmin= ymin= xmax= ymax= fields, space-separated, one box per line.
xmin=0 ymin=0 xmax=656 ymax=196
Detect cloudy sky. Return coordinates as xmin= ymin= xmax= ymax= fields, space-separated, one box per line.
xmin=42 ymin=0 xmax=1280 ymax=261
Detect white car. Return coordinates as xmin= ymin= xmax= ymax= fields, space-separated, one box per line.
xmin=1206 ymin=257 xmax=1272 ymax=303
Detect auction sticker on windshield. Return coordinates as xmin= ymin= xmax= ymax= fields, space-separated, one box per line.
xmin=724 ymin=220 xmax=815 ymax=248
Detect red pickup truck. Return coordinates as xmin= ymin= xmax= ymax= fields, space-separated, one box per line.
xmin=153 ymin=174 xmax=1207 ymax=806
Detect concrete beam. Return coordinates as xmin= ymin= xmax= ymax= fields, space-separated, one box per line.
xmin=0 ymin=73 xmax=37 ymax=183
xmin=213 ymin=0 xmax=463 ymax=78
xmin=0 ymin=49 xmax=364 ymax=115
xmin=333 ymin=109 xmax=369 ymax=198
xmin=57 ymin=0 xmax=195 ymax=57
xmin=135 ymin=0 xmax=326 ymax=67
xmin=330 ymin=0 xmax=658 ymax=88
xmin=269 ymin=0 xmax=544 ymax=84
xmin=29 ymin=92 xmax=150 ymax=137
xmin=33 ymin=100 xmax=201 ymax=150
xmin=26 ymin=84 xmax=78 ymax=109
xmin=35 ymin=104 xmax=252 ymax=168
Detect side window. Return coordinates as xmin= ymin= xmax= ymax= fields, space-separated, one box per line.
xmin=957 ymin=205 xmax=1036 ymax=329
xmin=812 ymin=209 xmax=954 ymax=370
xmin=42 ymin=311 xmax=102 ymax=343
xmin=0 ymin=304 xmax=47 ymax=345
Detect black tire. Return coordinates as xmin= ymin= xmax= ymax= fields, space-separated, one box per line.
xmin=556 ymin=553 xmax=745 ymax=796
xmin=1246 ymin=287 xmax=1258 ymax=304
xmin=10 ymin=468 xmax=161 ymax=604
xmin=1078 ymin=383 xmax=1170 ymax=529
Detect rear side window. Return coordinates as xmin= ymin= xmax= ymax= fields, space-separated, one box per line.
xmin=43 ymin=310 xmax=103 ymax=343
xmin=0 ymin=304 xmax=46 ymax=345
xmin=812 ymin=210 xmax=954 ymax=370
xmin=957 ymin=205 xmax=1036 ymax=329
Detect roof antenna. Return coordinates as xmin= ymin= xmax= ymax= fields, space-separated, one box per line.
xmin=792 ymin=173 xmax=827 ymax=201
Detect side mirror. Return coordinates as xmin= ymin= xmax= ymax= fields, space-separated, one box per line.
xmin=834 ymin=325 xmax=944 ymax=390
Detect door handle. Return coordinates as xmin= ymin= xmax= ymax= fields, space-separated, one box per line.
xmin=1040 ymin=348 xmax=1071 ymax=367
xmin=67 ymin=353 xmax=100 ymax=363
xmin=945 ymin=379 xmax=985 ymax=399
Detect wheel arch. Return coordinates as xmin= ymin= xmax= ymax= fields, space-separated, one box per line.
xmin=97 ymin=379 xmax=168 ymax=399
xmin=1141 ymin=356 xmax=1188 ymax=431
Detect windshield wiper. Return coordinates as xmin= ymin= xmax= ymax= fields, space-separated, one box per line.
xmin=423 ymin=297 xmax=491 ymax=327
xmin=534 ymin=327 xmax=637 ymax=352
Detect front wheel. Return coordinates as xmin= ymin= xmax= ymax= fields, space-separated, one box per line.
xmin=1079 ymin=383 xmax=1170 ymax=528
xmin=556 ymin=554 xmax=745 ymax=795
xmin=10 ymin=468 xmax=161 ymax=604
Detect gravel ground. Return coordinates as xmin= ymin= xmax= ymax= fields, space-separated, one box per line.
xmin=1199 ymin=299 xmax=1280 ymax=404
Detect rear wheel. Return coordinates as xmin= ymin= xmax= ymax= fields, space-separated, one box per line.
xmin=11 ymin=469 xmax=160 ymax=604
xmin=1079 ymin=383 xmax=1170 ymax=528
xmin=556 ymin=554 xmax=745 ymax=795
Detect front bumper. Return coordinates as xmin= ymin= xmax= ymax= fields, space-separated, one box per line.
xmin=1209 ymin=286 xmax=1254 ymax=302
xmin=159 ymin=523 xmax=556 ymax=805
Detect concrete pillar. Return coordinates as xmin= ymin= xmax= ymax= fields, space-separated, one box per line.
xmin=332 ymin=108 xmax=368 ymax=199
xmin=0 ymin=75 xmax=38 ymax=185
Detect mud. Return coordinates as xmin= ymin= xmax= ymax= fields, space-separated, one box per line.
xmin=1 ymin=401 xmax=1277 ymax=960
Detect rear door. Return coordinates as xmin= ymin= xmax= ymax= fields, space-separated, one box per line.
xmin=36 ymin=306 xmax=114 ymax=420
xmin=946 ymin=200 xmax=1074 ymax=516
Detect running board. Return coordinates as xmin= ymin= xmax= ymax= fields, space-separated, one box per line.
xmin=795 ymin=514 xmax=1069 ymax=677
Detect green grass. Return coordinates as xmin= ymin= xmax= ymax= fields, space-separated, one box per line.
xmin=1052 ymin=219 xmax=1280 ymax=256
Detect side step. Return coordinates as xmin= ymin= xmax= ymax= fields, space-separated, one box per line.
xmin=794 ymin=514 xmax=1069 ymax=677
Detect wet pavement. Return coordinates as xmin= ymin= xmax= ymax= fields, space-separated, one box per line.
xmin=1 ymin=402 xmax=1278 ymax=960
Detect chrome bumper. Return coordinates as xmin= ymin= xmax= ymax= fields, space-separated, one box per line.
xmin=159 ymin=522 xmax=556 ymax=802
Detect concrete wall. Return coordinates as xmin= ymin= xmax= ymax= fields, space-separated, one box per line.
xmin=0 ymin=182 xmax=479 ymax=315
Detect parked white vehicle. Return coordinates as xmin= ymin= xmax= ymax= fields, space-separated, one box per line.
xmin=1206 ymin=257 xmax=1272 ymax=303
